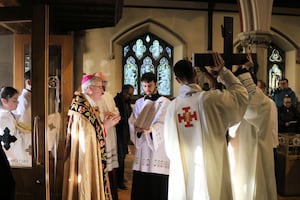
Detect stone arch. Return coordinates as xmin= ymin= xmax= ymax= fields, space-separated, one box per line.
xmin=270 ymin=27 xmax=299 ymax=51
xmin=233 ymin=26 xmax=299 ymax=94
xmin=111 ymin=18 xmax=187 ymax=59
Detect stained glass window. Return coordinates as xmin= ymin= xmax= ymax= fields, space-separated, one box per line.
xmin=124 ymin=56 xmax=138 ymax=90
xmin=123 ymin=33 xmax=173 ymax=97
xmin=267 ymin=44 xmax=285 ymax=95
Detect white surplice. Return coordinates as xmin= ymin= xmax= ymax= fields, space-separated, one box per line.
xmin=270 ymin=99 xmax=279 ymax=148
xmin=97 ymin=91 xmax=119 ymax=171
xmin=164 ymin=69 xmax=248 ymax=200
xmin=0 ymin=108 xmax=31 ymax=167
xmin=14 ymin=88 xmax=31 ymax=128
xmin=228 ymin=86 xmax=277 ymax=200
xmin=129 ymin=96 xmax=170 ymax=175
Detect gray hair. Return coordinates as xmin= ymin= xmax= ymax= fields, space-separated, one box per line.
xmin=81 ymin=76 xmax=102 ymax=93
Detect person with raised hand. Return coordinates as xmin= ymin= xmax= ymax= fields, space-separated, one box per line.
xmin=164 ymin=52 xmax=248 ymax=200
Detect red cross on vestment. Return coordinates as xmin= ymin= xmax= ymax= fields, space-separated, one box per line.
xmin=177 ymin=106 xmax=198 ymax=127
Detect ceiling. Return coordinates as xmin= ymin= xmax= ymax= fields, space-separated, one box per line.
xmin=0 ymin=0 xmax=124 ymax=34
xmin=0 ymin=0 xmax=299 ymax=35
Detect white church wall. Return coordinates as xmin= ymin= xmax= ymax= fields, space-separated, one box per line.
xmin=83 ymin=7 xmax=300 ymax=100
xmin=285 ymin=50 xmax=300 ymax=100
xmin=272 ymin=15 xmax=300 ymax=46
xmin=83 ymin=8 xmax=243 ymax=97
xmin=271 ymin=15 xmax=300 ymax=99
xmin=84 ymin=7 xmax=213 ymax=97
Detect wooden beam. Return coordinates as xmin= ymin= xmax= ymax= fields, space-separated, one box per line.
xmin=0 ymin=22 xmax=16 ymax=33
xmin=0 ymin=7 xmax=32 ymax=21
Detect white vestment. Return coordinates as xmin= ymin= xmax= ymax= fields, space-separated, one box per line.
xmin=14 ymin=89 xmax=31 ymax=128
xmin=97 ymin=91 xmax=119 ymax=171
xmin=164 ymin=69 xmax=248 ymax=200
xmin=62 ymin=92 xmax=111 ymax=200
xmin=270 ymin=99 xmax=279 ymax=148
xmin=228 ymin=87 xmax=277 ymax=200
xmin=129 ymin=96 xmax=170 ymax=175
xmin=0 ymin=108 xmax=31 ymax=167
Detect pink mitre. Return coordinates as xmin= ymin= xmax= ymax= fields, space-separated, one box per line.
xmin=94 ymin=71 xmax=107 ymax=82
xmin=81 ymin=74 xmax=95 ymax=85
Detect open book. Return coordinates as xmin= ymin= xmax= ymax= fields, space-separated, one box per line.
xmin=134 ymin=99 xmax=162 ymax=130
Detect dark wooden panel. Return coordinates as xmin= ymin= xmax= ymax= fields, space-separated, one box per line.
xmin=0 ymin=0 xmax=123 ymax=34
xmin=276 ymin=153 xmax=300 ymax=196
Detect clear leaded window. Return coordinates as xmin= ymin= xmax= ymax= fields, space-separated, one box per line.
xmin=267 ymin=44 xmax=285 ymax=95
xmin=123 ymin=33 xmax=173 ymax=97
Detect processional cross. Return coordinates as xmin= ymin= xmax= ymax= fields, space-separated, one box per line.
xmin=192 ymin=17 xmax=256 ymax=74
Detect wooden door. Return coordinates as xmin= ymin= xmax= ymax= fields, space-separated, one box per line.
xmin=13 ymin=34 xmax=73 ymax=200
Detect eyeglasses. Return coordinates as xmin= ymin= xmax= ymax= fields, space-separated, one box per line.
xmin=90 ymin=85 xmax=104 ymax=90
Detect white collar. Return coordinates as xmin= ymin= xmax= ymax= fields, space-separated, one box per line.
xmin=83 ymin=94 xmax=97 ymax=107
xmin=178 ymin=84 xmax=202 ymax=98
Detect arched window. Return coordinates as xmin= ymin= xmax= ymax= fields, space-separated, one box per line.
xmin=267 ymin=43 xmax=285 ymax=95
xmin=122 ymin=33 xmax=173 ymax=98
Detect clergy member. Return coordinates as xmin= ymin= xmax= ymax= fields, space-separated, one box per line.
xmin=94 ymin=71 xmax=120 ymax=200
xmin=228 ymin=54 xmax=277 ymax=200
xmin=164 ymin=53 xmax=248 ymax=200
xmin=0 ymin=86 xmax=31 ymax=168
xmin=62 ymin=74 xmax=120 ymax=200
xmin=128 ymin=72 xmax=170 ymax=200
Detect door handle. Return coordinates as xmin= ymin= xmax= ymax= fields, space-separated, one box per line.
xmin=33 ymin=116 xmax=41 ymax=165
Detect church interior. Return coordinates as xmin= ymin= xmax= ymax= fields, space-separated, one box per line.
xmin=0 ymin=0 xmax=300 ymax=199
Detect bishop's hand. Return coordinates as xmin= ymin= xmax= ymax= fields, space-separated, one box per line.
xmin=103 ymin=114 xmax=121 ymax=129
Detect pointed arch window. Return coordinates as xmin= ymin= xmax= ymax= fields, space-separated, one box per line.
xmin=123 ymin=33 xmax=173 ymax=98
xmin=267 ymin=44 xmax=285 ymax=95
